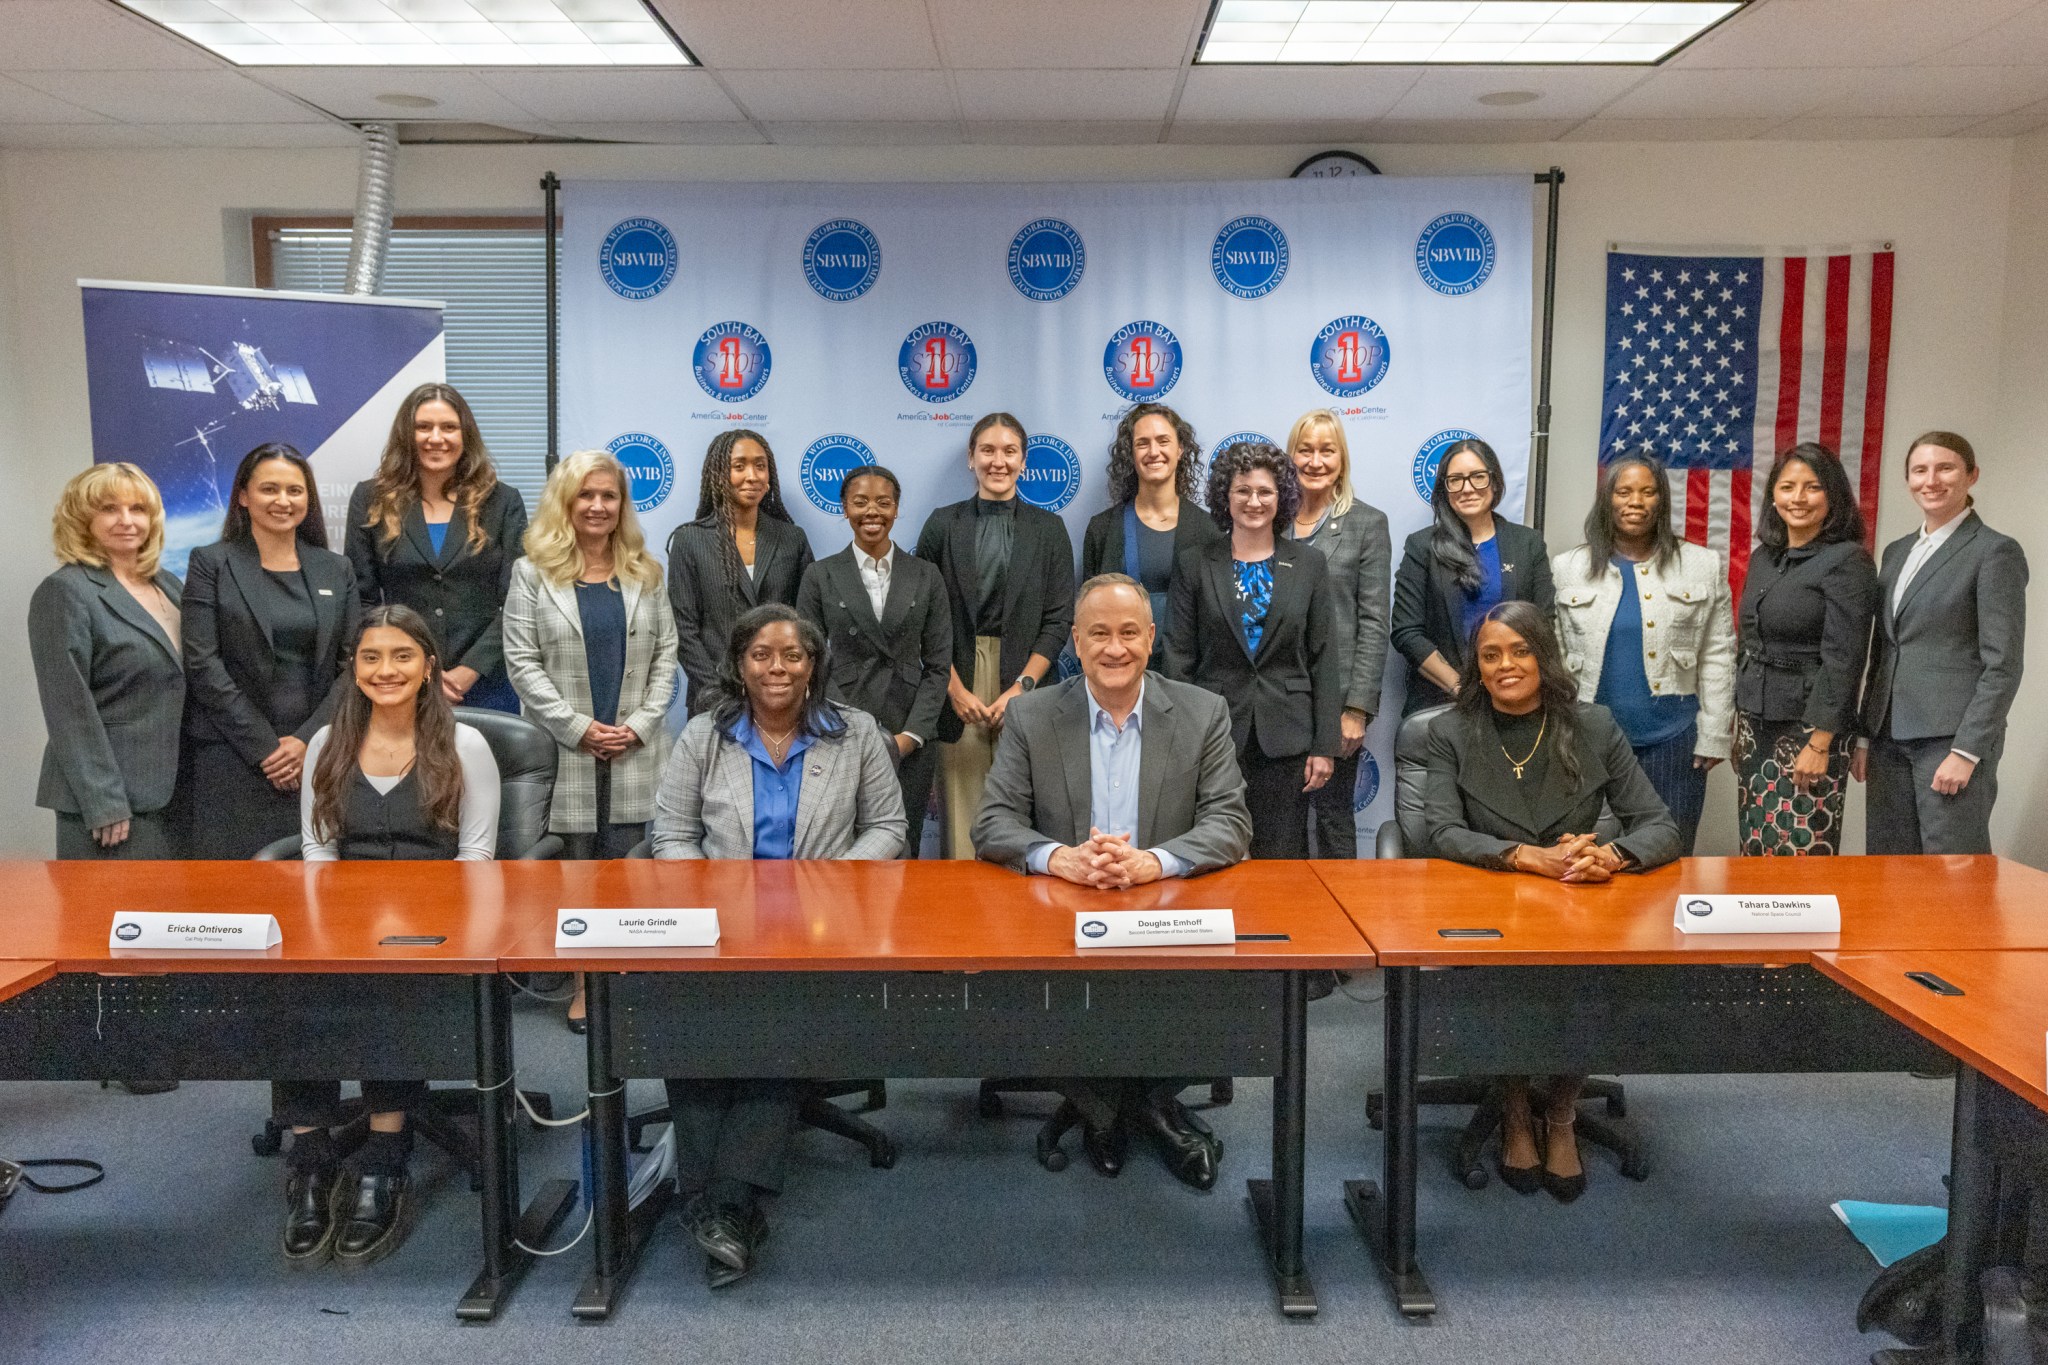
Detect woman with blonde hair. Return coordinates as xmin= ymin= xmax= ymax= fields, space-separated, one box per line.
xmin=344 ymin=383 xmax=528 ymax=712
xmin=29 ymin=462 xmax=186 ymax=859
xmin=1282 ymin=408 xmax=1391 ymax=856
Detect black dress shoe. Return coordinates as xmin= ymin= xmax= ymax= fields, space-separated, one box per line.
xmin=332 ymin=1170 xmax=413 ymax=1265
xmin=566 ymin=1013 xmax=588 ymax=1036
xmin=1540 ymin=1118 xmax=1587 ymax=1204
xmin=282 ymin=1165 xmax=338 ymax=1263
xmin=1135 ymin=1094 xmax=1222 ymax=1191
xmin=682 ymin=1193 xmax=749 ymax=1273
xmin=1080 ymin=1119 xmax=1127 ymax=1178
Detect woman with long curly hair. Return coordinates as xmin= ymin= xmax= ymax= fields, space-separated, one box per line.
xmin=1079 ymin=402 xmax=1222 ymax=666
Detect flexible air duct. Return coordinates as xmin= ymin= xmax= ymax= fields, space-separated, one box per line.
xmin=343 ymin=123 xmax=398 ymax=295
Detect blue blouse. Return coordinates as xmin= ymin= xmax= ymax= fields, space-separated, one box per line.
xmin=731 ymin=712 xmax=816 ymax=860
xmin=1595 ymin=558 xmax=1697 ymax=747
xmin=574 ymin=580 xmax=627 ymax=727
xmin=1232 ymin=557 xmax=1274 ymax=655
xmin=1460 ymin=537 xmax=1505 ymax=640
xmin=426 ymin=520 xmax=449 ymax=555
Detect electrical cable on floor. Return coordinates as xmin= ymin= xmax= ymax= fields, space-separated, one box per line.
xmin=513 ymin=1204 xmax=593 ymax=1257
xmin=1337 ymin=970 xmax=1386 ymax=1005
xmin=507 ymin=974 xmax=577 ymax=1005
xmin=516 ymin=1084 xmax=589 ymax=1128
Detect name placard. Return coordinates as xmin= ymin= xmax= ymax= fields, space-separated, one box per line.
xmin=109 ymin=912 xmax=282 ymax=951
xmin=1074 ymin=909 xmax=1235 ymax=948
xmin=1674 ymin=893 xmax=1840 ymax=935
xmin=555 ymin=908 xmax=719 ymax=949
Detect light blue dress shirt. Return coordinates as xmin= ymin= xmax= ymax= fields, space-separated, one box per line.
xmin=732 ymin=712 xmax=815 ymax=860
xmin=1025 ymin=681 xmax=1189 ymax=879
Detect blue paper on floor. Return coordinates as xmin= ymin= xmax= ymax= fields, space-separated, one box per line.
xmin=1832 ymin=1200 xmax=1948 ymax=1267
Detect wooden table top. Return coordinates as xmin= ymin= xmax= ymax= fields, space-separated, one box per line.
xmin=1312 ymin=856 xmax=2048 ymax=967
xmin=497 ymin=858 xmax=1376 ymax=973
xmin=0 ymin=961 xmax=56 ymax=1004
xmin=1814 ymin=950 xmax=2048 ymax=1113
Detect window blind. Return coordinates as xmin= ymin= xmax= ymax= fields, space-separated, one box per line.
xmin=267 ymin=225 xmax=555 ymax=508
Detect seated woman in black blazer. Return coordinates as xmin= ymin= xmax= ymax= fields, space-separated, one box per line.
xmin=345 ymin=383 xmax=528 ymax=712
xmin=1165 ymin=440 xmax=1339 ymax=858
xmin=1422 ymin=599 xmax=1680 ymax=1202
xmin=182 ymin=443 xmax=358 ymax=858
xmin=280 ymin=604 xmax=501 ymax=1268
xmin=1079 ymin=402 xmax=1223 ymax=666
xmin=667 ymin=428 xmax=815 ymax=715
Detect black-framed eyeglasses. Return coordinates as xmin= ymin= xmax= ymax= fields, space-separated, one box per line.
xmin=1443 ymin=472 xmax=1491 ymax=492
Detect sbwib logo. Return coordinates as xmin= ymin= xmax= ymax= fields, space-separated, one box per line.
xmin=803 ymin=219 xmax=881 ymax=301
xmin=1008 ymin=219 xmax=1085 ymax=301
xmin=606 ymin=433 xmax=675 ymax=513
xmin=1415 ymin=213 xmax=1496 ymax=296
xmin=1020 ymin=435 xmax=1081 ymax=513
xmin=1212 ymin=216 xmax=1289 ymax=298
xmin=599 ymin=218 xmax=677 ymax=300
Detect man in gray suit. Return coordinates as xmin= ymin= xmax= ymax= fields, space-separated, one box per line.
xmin=973 ymin=574 xmax=1252 ymax=1188
xmin=1855 ymin=432 xmax=2028 ymax=855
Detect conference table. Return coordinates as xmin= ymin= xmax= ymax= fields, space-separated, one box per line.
xmin=1311 ymin=855 xmax=2048 ymax=1323
xmin=0 ymin=962 xmax=56 ymax=1006
xmin=0 ymin=859 xmax=576 ymax=1320
xmin=498 ymin=858 xmax=1376 ymax=1321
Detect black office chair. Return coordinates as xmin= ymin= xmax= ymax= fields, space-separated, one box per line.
xmin=249 ymin=707 xmax=562 ymax=1175
xmin=1362 ymin=704 xmax=1647 ymax=1189
xmin=616 ymin=836 xmax=897 ymax=1169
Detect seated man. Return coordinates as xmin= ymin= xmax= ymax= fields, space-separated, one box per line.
xmin=973 ymin=573 xmax=1253 ymax=1190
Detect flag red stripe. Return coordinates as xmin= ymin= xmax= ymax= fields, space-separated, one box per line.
xmin=1773 ymin=257 xmax=1806 ymax=459
xmin=1686 ymin=467 xmax=1710 ymax=546
xmin=1817 ymin=255 xmax=1850 ymax=452
xmin=1859 ymin=252 xmax=1896 ymax=552
xmin=1728 ymin=467 xmax=1753 ymax=597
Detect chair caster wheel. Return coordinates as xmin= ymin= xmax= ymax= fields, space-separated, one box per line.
xmin=1621 ymin=1157 xmax=1650 ymax=1181
xmin=1038 ymin=1149 xmax=1068 ymax=1172
xmin=1209 ymin=1079 xmax=1234 ymax=1106
xmin=252 ymin=1131 xmax=282 ymax=1157
xmin=978 ymin=1092 xmax=1003 ymax=1119
xmin=1365 ymin=1094 xmax=1385 ymax=1130
xmin=1459 ymin=1167 xmax=1489 ymax=1191
xmin=872 ymin=1142 xmax=898 ymax=1170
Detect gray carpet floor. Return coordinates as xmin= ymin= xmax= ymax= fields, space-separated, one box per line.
xmin=0 ymin=982 xmax=1952 ymax=1363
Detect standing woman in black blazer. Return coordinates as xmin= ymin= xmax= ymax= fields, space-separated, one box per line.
xmin=1166 ymin=441 xmax=1339 ymax=858
xmin=1391 ymin=438 xmax=1553 ymax=714
xmin=1079 ymin=402 xmax=1223 ymax=667
xmin=30 ymin=463 xmax=185 ymax=859
xmin=181 ymin=444 xmax=359 ymax=859
xmin=1734 ymin=442 xmax=1879 ymax=857
xmin=797 ymin=464 xmax=951 ymax=857
xmin=345 ymin=383 xmax=527 ymax=712
xmin=666 ymin=428 xmax=814 ymax=716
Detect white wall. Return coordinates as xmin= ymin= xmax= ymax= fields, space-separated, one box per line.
xmin=0 ymin=135 xmax=2026 ymax=857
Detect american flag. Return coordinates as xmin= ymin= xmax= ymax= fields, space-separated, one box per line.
xmin=1597 ymin=247 xmax=1894 ymax=591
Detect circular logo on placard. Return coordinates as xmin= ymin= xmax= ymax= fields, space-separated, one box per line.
xmin=1310 ymin=314 xmax=1390 ymax=398
xmin=691 ymin=321 xmax=772 ymax=403
xmin=1416 ymin=212 xmax=1496 ymax=296
xmin=1080 ymin=919 xmax=1109 ymax=940
xmin=1103 ymin=320 xmax=1183 ymax=401
xmin=1684 ymin=899 xmax=1714 ymax=918
xmin=1354 ymin=749 xmax=1382 ymax=813
xmin=802 ymin=218 xmax=881 ymax=301
xmin=605 ymin=433 xmax=675 ymax=513
xmin=1008 ymin=218 xmax=1085 ymax=301
xmin=114 ymin=921 xmax=142 ymax=942
xmin=1212 ymin=430 xmax=1276 ymax=460
xmin=897 ymin=321 xmax=977 ymax=403
xmin=560 ymin=917 xmax=588 ymax=936
xmin=599 ymin=217 xmax=677 ymax=300
xmin=1414 ymin=428 xmax=1480 ymax=503
xmin=801 ymin=433 xmax=877 ymax=515
xmin=1212 ymin=215 xmax=1290 ymax=298
xmin=1020 ymin=434 xmax=1081 ymax=513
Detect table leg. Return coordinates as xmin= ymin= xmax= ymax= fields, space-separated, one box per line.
xmin=1940 ymin=1066 xmax=1996 ymax=1364
xmin=573 ymin=972 xmax=669 ymax=1320
xmin=459 ymin=973 xmax=577 ymax=1321
xmin=1344 ymin=963 xmax=1435 ymax=1318
xmin=1247 ymin=969 xmax=1317 ymax=1318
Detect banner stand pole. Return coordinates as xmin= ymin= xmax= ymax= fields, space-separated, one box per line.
xmin=1530 ymin=167 xmax=1564 ymax=534
xmin=542 ymin=171 xmax=560 ymax=475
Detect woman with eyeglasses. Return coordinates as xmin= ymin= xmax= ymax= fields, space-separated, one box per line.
xmin=1391 ymin=438 xmax=1554 ymax=714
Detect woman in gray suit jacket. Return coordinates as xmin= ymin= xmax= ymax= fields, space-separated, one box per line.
xmin=182 ymin=444 xmax=359 ymax=859
xmin=649 ymin=603 xmax=905 ymax=1289
xmin=30 ymin=463 xmax=185 ymax=860
xmin=1283 ymin=408 xmax=1392 ymax=857
xmin=1853 ymin=430 xmax=2028 ymax=854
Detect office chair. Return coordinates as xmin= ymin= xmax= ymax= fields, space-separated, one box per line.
xmin=617 ymin=836 xmax=896 ymax=1170
xmin=1362 ymin=704 xmax=1647 ymax=1190
xmin=249 ymin=707 xmax=562 ymax=1176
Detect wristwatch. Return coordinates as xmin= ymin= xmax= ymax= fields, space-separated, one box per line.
xmin=1015 ymin=675 xmax=1036 ymax=693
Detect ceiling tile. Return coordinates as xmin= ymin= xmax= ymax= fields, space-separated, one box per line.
xmin=546 ymin=120 xmax=769 ymax=143
xmin=156 ymin=122 xmax=359 ymax=147
xmin=1669 ymin=0 xmax=2034 ymax=70
xmin=0 ymin=121 xmax=174 ymax=147
xmin=0 ymin=72 xmax=109 ymax=123
xmin=1805 ymin=65 xmax=2048 ymax=118
xmin=10 ymin=68 xmax=324 ymax=123
xmin=1933 ymin=5 xmax=2048 ymax=64
xmin=963 ymin=119 xmax=1167 ymax=144
xmin=646 ymin=0 xmax=942 ymax=70
xmin=1763 ymin=114 xmax=1982 ymax=138
xmin=1563 ymin=116 xmax=1783 ymax=140
xmin=722 ymin=68 xmax=955 ymax=121
xmin=929 ymin=0 xmax=1200 ymax=69
xmin=477 ymin=68 xmax=746 ymax=122
xmin=760 ymin=120 xmax=962 ymax=144
xmin=0 ymin=0 xmax=220 ymax=72
xmin=253 ymin=67 xmax=540 ymax=123
xmin=1167 ymin=118 xmax=1378 ymax=143
xmin=1596 ymin=66 xmax=1858 ymax=120
xmin=953 ymin=69 xmax=1178 ymax=122
xmin=1384 ymin=66 xmax=1650 ymax=120
xmin=1956 ymin=96 xmax=2048 ymax=135
xmin=1174 ymin=66 xmax=1421 ymax=121
xmin=1367 ymin=118 xmax=1578 ymax=143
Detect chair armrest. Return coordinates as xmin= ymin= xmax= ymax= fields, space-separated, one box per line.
xmin=1375 ymin=820 xmax=1406 ymax=860
xmin=517 ymin=833 xmax=566 ymax=861
xmin=251 ymin=835 xmax=302 ymax=861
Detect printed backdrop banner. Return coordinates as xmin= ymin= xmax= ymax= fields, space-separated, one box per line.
xmin=80 ymin=280 xmax=446 ymax=578
xmin=560 ymin=177 xmax=1534 ymax=840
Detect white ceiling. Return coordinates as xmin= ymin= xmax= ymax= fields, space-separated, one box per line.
xmin=4 ymin=0 xmax=2048 ymax=148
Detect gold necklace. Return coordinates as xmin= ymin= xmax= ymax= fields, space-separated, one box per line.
xmin=757 ymin=720 xmax=798 ymax=762
xmin=1500 ymin=713 xmax=1546 ymax=780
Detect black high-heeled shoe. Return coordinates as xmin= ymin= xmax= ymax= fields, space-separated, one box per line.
xmin=1497 ymin=1112 xmax=1542 ymax=1195
xmin=1540 ymin=1114 xmax=1587 ymax=1204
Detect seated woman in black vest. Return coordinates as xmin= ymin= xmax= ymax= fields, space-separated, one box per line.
xmin=1422 ymin=600 xmax=1679 ymax=1203
xmin=277 ymin=604 xmax=501 ymax=1266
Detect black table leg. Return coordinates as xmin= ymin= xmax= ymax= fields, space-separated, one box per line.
xmin=1247 ymin=968 xmax=1317 ymax=1317
xmin=573 ymin=972 xmax=669 ymax=1321
xmin=1940 ymin=1066 xmax=1996 ymax=1363
xmin=459 ymin=973 xmax=578 ymax=1321
xmin=1344 ymin=963 xmax=1435 ymax=1318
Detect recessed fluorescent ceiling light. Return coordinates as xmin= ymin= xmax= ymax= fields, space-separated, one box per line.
xmin=113 ymin=0 xmax=691 ymax=66
xmin=1197 ymin=1 xmax=1743 ymax=64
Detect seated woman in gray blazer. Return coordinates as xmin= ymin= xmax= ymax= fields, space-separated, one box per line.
xmin=1422 ymin=600 xmax=1679 ymax=1205
xmin=650 ymin=602 xmax=906 ymax=1289
xmin=30 ymin=462 xmax=185 ymax=860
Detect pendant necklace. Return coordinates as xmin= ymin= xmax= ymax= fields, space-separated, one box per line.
xmin=1501 ymin=714 xmax=1546 ymax=780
